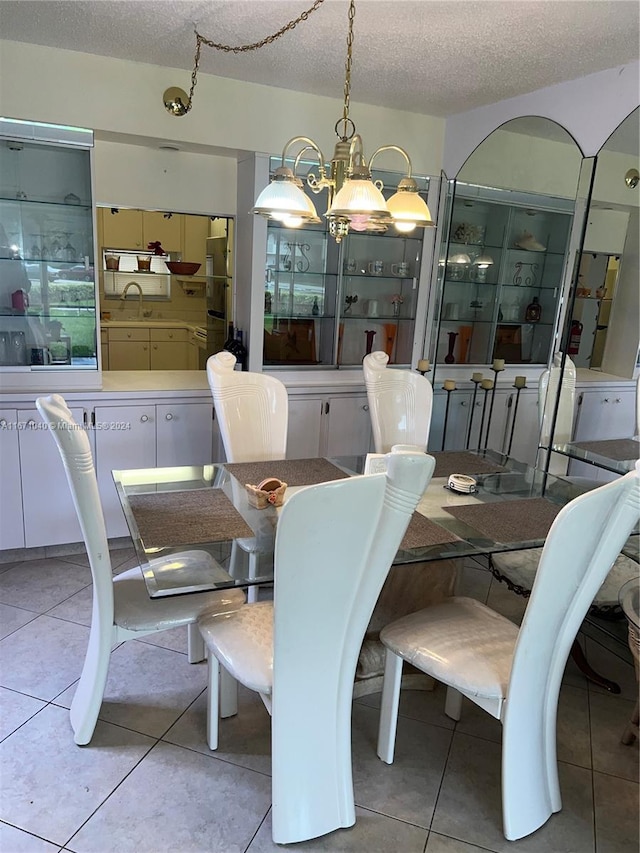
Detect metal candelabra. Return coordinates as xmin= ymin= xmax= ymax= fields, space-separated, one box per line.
xmin=483 ymin=362 xmax=505 ymax=449
xmin=465 ymin=374 xmax=483 ymax=449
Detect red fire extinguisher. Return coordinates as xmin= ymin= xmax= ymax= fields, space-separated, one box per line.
xmin=568 ymin=320 xmax=583 ymax=355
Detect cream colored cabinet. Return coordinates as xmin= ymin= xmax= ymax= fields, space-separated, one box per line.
xmin=107 ymin=327 xmax=150 ymax=370
xmin=156 ymin=402 xmax=214 ymax=467
xmin=183 ymin=215 xmax=210 ymax=270
xmin=150 ymin=328 xmax=189 ymax=370
xmin=100 ymin=207 xmax=144 ymax=249
xmin=0 ymin=409 xmax=24 ymax=550
xmin=142 ymin=211 xmax=182 ymax=253
xmin=17 ymin=406 xmax=90 ymax=547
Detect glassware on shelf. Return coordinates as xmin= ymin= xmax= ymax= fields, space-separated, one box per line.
xmin=525 ymin=296 xmax=541 ymax=323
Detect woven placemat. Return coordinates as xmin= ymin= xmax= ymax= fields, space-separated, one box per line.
xmin=443 ymin=497 xmax=561 ymax=544
xmin=574 ymin=438 xmax=639 ymax=462
xmin=431 ymin=451 xmax=507 ymax=479
xmin=224 ymin=458 xmax=350 ymax=487
xmin=400 ymin=512 xmax=461 ymax=550
xmin=128 ymin=489 xmax=254 ymax=549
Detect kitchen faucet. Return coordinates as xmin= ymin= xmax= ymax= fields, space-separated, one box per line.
xmin=120 ymin=281 xmax=144 ymax=319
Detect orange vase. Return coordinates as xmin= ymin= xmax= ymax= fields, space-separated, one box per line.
xmin=458 ymin=325 xmax=472 ymax=364
xmin=383 ymin=324 xmax=397 ymax=361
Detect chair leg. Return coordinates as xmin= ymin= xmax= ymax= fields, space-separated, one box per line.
xmin=206 ymin=653 xmax=220 ymax=750
xmin=445 ymin=687 xmax=463 ymax=721
xmin=70 ymin=623 xmax=112 ymax=745
xmin=247 ymin=551 xmax=259 ymax=604
xmin=187 ymin=622 xmax=205 ymax=663
xmin=377 ymin=650 xmax=403 ymax=764
xmin=219 ymin=665 xmax=238 ymax=719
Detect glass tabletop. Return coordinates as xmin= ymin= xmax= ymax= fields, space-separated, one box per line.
xmin=113 ymin=450 xmax=598 ymax=599
xmin=552 ymin=437 xmax=639 ymax=475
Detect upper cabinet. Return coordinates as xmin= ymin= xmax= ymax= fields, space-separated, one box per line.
xmin=431 ymin=116 xmax=586 ymax=372
xmin=99 ymin=208 xmax=182 ymax=253
xmin=437 ymin=184 xmax=573 ymax=365
xmin=0 ymin=119 xmax=99 ymax=388
xmin=262 ymin=159 xmax=434 ymax=369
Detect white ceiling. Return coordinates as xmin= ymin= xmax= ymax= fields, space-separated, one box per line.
xmin=1 ymin=0 xmax=638 ymax=118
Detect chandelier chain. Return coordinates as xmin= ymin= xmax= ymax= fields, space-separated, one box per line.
xmin=185 ymin=0 xmax=327 ymax=112
xmin=340 ymin=0 xmax=356 ymax=140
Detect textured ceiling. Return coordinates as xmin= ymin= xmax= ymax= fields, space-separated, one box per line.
xmin=0 ymin=0 xmax=638 ymax=117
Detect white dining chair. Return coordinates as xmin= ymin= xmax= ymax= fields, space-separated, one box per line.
xmin=363 ymin=351 xmax=433 ymax=453
xmin=377 ymin=460 xmax=640 ymax=841
xmin=206 ymin=350 xmax=289 ymax=602
xmin=36 ymin=393 xmax=245 ymax=746
xmin=198 ymin=449 xmax=435 ymax=844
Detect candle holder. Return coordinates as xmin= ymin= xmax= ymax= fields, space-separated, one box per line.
xmin=483 ymin=362 xmax=505 ymax=449
xmin=465 ymin=374 xmax=483 ymax=450
xmin=506 ymin=377 xmax=527 ymax=456
xmin=441 ymin=381 xmax=456 ymax=451
xmin=477 ymin=379 xmax=493 ymax=453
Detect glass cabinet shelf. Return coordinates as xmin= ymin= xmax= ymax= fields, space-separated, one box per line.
xmin=436 ymin=181 xmax=573 ymax=366
xmin=0 ymin=121 xmax=97 ymax=374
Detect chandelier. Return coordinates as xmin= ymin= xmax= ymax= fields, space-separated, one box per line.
xmin=251 ymin=0 xmax=434 ymax=242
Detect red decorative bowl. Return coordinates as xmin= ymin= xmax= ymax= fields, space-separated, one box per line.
xmin=166 ymin=261 xmax=201 ymax=276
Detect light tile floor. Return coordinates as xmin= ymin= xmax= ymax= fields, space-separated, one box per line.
xmin=0 ymin=548 xmax=638 ymax=853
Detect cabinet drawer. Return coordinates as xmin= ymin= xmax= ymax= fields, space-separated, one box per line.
xmin=150 ymin=327 xmax=189 ymax=343
xmin=109 ymin=327 xmax=150 ymax=342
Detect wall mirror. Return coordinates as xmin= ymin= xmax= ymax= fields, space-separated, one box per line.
xmin=569 ymin=107 xmax=639 ymax=377
xmin=96 ymin=206 xmax=234 ymax=371
xmin=432 ymin=117 xmax=585 ymax=374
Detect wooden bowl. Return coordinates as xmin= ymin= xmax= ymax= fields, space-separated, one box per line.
xmin=166 ymin=261 xmax=201 ymax=276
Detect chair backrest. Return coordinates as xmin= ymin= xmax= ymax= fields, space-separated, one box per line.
xmin=363 ymin=351 xmax=433 ymax=453
xmin=206 ymin=351 xmax=289 ymax=462
xmin=635 ymin=373 xmax=640 ymax=437
xmin=506 ymin=460 xmax=640 ymax=728
xmin=270 ymin=450 xmax=434 ymax=832
xmin=35 ymin=394 xmax=114 ymax=619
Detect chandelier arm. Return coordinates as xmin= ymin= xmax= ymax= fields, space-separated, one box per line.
xmin=184 ymin=0 xmax=327 ymax=111
xmin=280 ymin=136 xmax=327 ymax=172
xmin=369 ymin=145 xmax=413 ymax=178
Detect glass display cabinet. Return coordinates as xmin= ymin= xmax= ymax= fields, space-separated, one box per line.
xmin=0 ymin=118 xmax=98 ymax=385
xmin=436 ymin=182 xmax=574 ymax=366
xmin=262 ymin=157 xmax=430 ymax=368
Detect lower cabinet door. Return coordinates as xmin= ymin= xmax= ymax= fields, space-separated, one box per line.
xmin=0 ymin=409 xmax=25 ymax=550
xmin=94 ymin=405 xmax=156 ymax=538
xmin=150 ymin=341 xmax=189 ymax=370
xmin=324 ymin=395 xmax=373 ymax=457
xmin=18 ymin=406 xmax=89 ymax=548
xmin=156 ymin=403 xmax=214 ymax=466
xmin=108 ymin=341 xmax=150 ymax=370
xmin=287 ymin=398 xmax=323 ymax=459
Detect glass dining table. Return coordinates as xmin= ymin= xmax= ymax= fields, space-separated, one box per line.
xmin=552 ymin=436 xmax=639 ymax=476
xmin=113 ymin=449 xmax=598 ymax=600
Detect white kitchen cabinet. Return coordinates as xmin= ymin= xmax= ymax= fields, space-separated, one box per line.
xmin=324 ymin=395 xmax=372 ymax=457
xmin=156 ymin=402 xmax=213 ymax=467
xmin=94 ymin=401 xmax=215 ymax=538
xmin=17 ymin=406 xmax=89 ymax=548
xmin=429 ymin=387 xmax=541 ymax=464
xmin=567 ymin=387 xmax=636 ymax=481
xmin=0 ymin=409 xmax=25 ymax=549
xmin=94 ymin=404 xmax=157 ymax=538
xmin=286 ymin=393 xmax=372 ymax=458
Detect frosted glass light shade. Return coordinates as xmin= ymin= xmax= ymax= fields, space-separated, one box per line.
xmin=473 ymin=253 xmax=494 ymax=268
xmin=327 ymin=177 xmax=389 ymax=220
xmin=387 ymin=189 xmax=434 ymax=231
xmin=449 ymin=252 xmax=471 ymax=264
xmin=252 ymin=172 xmax=320 ymax=223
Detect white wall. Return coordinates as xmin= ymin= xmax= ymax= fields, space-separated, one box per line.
xmin=93 ymin=141 xmax=237 ymax=214
xmin=457 ymin=127 xmax=582 ymax=197
xmin=0 ymin=39 xmax=444 ymax=178
xmin=443 ymin=62 xmax=639 ymax=177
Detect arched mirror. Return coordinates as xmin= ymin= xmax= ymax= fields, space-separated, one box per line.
xmin=432 ymin=118 xmax=585 ymax=372
xmin=569 ymin=107 xmax=639 ymax=377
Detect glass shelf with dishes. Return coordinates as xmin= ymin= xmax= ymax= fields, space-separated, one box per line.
xmin=261 ymin=157 xmax=431 ymax=368
xmin=0 ymin=120 xmax=98 ymax=375
xmin=435 ymin=182 xmax=574 ymax=366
